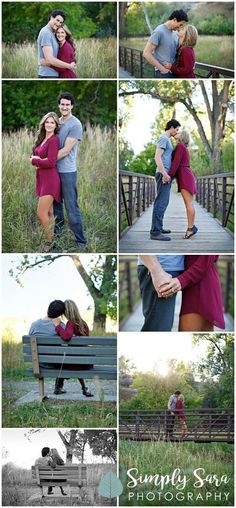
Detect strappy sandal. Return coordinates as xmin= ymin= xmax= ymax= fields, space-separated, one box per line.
xmin=184 ymin=225 xmax=198 ymax=239
xmin=43 ymin=241 xmax=53 ymax=252
xmin=82 ymin=387 xmax=94 ymax=397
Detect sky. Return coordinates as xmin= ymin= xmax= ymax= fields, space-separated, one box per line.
xmin=2 ymin=429 xmax=106 ymax=469
xmin=1 ymin=254 xmax=113 ymax=336
xmin=118 ymin=332 xmax=208 ymax=376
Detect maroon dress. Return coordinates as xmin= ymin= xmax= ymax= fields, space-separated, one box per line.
xmin=170 ymin=46 xmax=195 ymax=78
xmin=169 ymin=143 xmax=197 ymax=195
xmin=177 ymin=255 xmax=225 ymax=329
xmin=31 ymin=135 xmax=61 ymax=203
xmin=53 ymin=41 xmax=76 ymax=78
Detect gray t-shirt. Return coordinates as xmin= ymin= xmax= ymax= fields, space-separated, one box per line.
xmin=168 ymin=394 xmax=177 ymax=411
xmin=149 ymin=24 xmax=179 ymax=66
xmin=37 ymin=25 xmax=59 ymax=77
xmin=29 ymin=318 xmax=60 ymax=336
xmin=57 ymin=116 xmax=83 ymax=173
xmin=138 ymin=255 xmax=185 ymax=272
xmin=156 ymin=133 xmax=173 ymax=172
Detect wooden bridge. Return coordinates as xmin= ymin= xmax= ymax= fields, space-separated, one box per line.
xmin=119 ymin=171 xmax=234 ymax=253
xmin=119 ymin=45 xmax=235 ymax=79
xmin=119 ymin=409 xmax=234 ymax=443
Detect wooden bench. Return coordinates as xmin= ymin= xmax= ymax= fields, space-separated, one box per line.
xmin=22 ymin=335 xmax=117 ymax=400
xmin=32 ymin=464 xmax=87 ymax=497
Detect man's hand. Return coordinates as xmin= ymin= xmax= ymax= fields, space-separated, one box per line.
xmin=70 ymin=62 xmax=76 ymax=70
xmin=158 ymin=278 xmax=181 ymax=298
xmin=151 ymin=270 xmax=172 ymax=298
xmin=163 ymin=61 xmax=172 ymax=69
xmin=158 ymin=64 xmax=171 ymax=74
xmin=162 ymin=171 xmax=171 ymax=184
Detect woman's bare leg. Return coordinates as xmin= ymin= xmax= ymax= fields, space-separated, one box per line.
xmin=37 ymin=195 xmax=54 ymax=241
xmin=181 ymin=189 xmax=195 ymax=232
xmin=179 ymin=313 xmax=213 ymax=332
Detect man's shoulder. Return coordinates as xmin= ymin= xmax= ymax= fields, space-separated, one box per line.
xmin=157 ymin=133 xmax=169 ymax=145
xmin=70 ymin=115 xmax=82 ymax=127
xmin=153 ymin=23 xmax=165 ymax=33
xmin=38 ymin=25 xmax=53 ymax=41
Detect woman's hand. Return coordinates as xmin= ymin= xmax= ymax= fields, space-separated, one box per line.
xmin=52 ymin=317 xmax=61 ymax=326
xmin=163 ymin=61 xmax=172 ymax=69
xmin=151 ymin=270 xmax=172 ymax=298
xmin=158 ymin=278 xmax=181 ymax=298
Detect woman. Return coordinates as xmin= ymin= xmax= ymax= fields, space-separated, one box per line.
xmin=30 ymin=112 xmax=61 ymax=252
xmin=41 ymin=25 xmax=77 ymax=78
xmin=159 ymin=255 xmax=225 ymax=331
xmin=55 ymin=299 xmax=94 ymax=397
xmin=169 ymin=129 xmax=198 ymax=239
xmin=175 ymin=395 xmax=188 ymax=436
xmin=48 ymin=449 xmax=67 ymax=496
xmin=163 ymin=25 xmax=198 ymax=78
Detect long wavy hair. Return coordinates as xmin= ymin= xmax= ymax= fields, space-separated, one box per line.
xmin=33 ymin=112 xmax=59 ymax=151
xmin=50 ymin=448 xmax=64 ymax=465
xmin=64 ymin=299 xmax=87 ymax=335
xmin=56 ymin=25 xmax=76 ymax=62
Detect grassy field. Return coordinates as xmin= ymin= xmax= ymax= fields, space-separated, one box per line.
xmin=2 ymin=38 xmax=117 ymax=78
xmin=119 ymin=440 xmax=234 ymax=506
xmin=2 ymin=125 xmax=117 ymax=253
xmin=120 ymin=35 xmax=234 ymax=70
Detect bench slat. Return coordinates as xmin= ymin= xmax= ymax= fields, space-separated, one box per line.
xmin=23 ymin=335 xmax=116 ymax=346
xmin=24 ymin=355 xmax=116 ymax=365
xmin=27 ymin=367 xmax=117 ymax=379
xmin=23 ymin=345 xmax=116 ymax=355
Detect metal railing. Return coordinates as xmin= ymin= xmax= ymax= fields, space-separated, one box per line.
xmin=119 ymin=46 xmax=234 ymax=78
xmin=120 ymin=408 xmax=234 ymax=443
xmin=196 ymin=172 xmax=234 ymax=230
xmin=119 ymin=170 xmax=156 ymax=237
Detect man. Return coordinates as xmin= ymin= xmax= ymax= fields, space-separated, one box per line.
xmin=37 ymin=10 xmax=76 ymax=78
xmin=143 ymin=9 xmax=188 ymax=78
xmin=54 ymin=92 xmax=87 ymax=248
xmin=29 ymin=299 xmax=93 ymax=396
xmin=138 ymin=255 xmax=185 ymax=331
xmin=166 ymin=390 xmax=181 ymax=438
xmin=150 ymin=119 xmax=181 ymax=241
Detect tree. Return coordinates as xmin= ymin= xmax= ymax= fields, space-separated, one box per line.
xmin=119 ymin=80 xmax=234 ymax=172
xmin=84 ymin=430 xmax=117 ymax=463
xmin=9 ymin=254 xmax=117 ymax=330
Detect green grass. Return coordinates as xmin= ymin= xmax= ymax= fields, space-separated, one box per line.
xmin=120 ymin=35 xmax=234 ymax=70
xmin=2 ymin=125 xmax=117 ymax=253
xmin=119 ymin=440 xmax=234 ymax=506
xmin=2 ymin=38 xmax=117 ymax=78
xmin=2 ymin=392 xmax=116 ymax=428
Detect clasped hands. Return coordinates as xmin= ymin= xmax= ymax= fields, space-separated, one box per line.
xmin=151 ymin=270 xmax=181 ymax=299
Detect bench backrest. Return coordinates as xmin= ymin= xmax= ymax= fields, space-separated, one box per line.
xmin=32 ymin=465 xmax=87 ymax=487
xmin=22 ymin=335 xmax=117 ymax=380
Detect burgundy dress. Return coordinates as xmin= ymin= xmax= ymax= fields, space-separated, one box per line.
xmin=31 ymin=135 xmax=61 ymax=203
xmin=177 ymin=256 xmax=225 ymax=329
xmin=169 ymin=143 xmax=197 ymax=195
xmin=170 ymin=46 xmax=195 ymax=78
xmin=53 ymin=41 xmax=76 ymax=78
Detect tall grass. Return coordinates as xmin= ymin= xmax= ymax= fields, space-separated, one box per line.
xmin=2 ymin=125 xmax=117 ymax=253
xmin=119 ymin=440 xmax=234 ymax=506
xmin=2 ymin=38 xmax=117 ymax=78
xmin=120 ymin=35 xmax=234 ymax=69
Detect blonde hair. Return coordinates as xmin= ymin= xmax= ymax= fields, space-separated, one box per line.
xmin=179 ymin=394 xmax=184 ymax=402
xmin=64 ymin=299 xmax=86 ymax=335
xmin=180 ymin=129 xmax=190 ymax=146
xmin=183 ymin=25 xmax=198 ymax=48
xmin=33 ymin=112 xmax=59 ymax=149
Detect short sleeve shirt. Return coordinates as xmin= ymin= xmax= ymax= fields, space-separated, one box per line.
xmin=149 ymin=24 xmax=179 ymax=65
xmin=37 ymin=25 xmax=59 ymax=77
xmin=29 ymin=319 xmax=60 ymax=336
xmin=168 ymin=395 xmax=177 ymax=411
xmin=57 ymin=116 xmax=83 ymax=173
xmin=156 ymin=133 xmax=173 ymax=172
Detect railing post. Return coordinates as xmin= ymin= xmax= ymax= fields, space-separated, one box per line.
xmin=140 ymin=52 xmax=143 ymax=78
xmin=135 ymin=412 xmax=140 ymax=440
xmin=128 ymin=175 xmax=133 ymax=226
xmin=222 ymin=177 xmax=227 ymax=226
xmin=213 ymin=177 xmax=217 ymax=217
xmin=124 ymin=47 xmax=127 ymax=71
xmin=136 ymin=176 xmax=141 ymax=217
xmin=207 ymin=177 xmax=210 ymax=212
xmin=126 ymin=261 xmax=133 ymax=313
xmin=131 ymin=48 xmax=134 ymax=76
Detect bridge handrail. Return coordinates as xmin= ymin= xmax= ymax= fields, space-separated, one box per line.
xmin=119 ymin=45 xmax=234 ymax=78
xmin=195 ymin=172 xmax=234 ymax=229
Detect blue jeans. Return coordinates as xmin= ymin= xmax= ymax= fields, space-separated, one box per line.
xmin=150 ymin=173 xmax=171 ymax=234
xmin=53 ymin=172 xmax=87 ymax=245
xmin=138 ymin=266 xmax=181 ymax=331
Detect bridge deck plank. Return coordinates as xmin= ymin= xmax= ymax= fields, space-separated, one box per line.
xmin=119 ymin=189 xmax=234 ymax=253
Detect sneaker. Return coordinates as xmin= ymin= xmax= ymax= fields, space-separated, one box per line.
xmin=150 ymin=232 xmax=171 ymax=241
xmin=54 ymin=388 xmax=67 ymax=395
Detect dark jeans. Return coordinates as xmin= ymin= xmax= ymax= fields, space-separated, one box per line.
xmin=53 ymin=172 xmax=87 ymax=245
xmin=155 ymin=70 xmax=174 ymax=79
xmin=166 ymin=411 xmax=175 ymax=436
xmin=137 ymin=266 xmax=181 ymax=331
xmin=150 ymin=173 xmax=171 ymax=234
